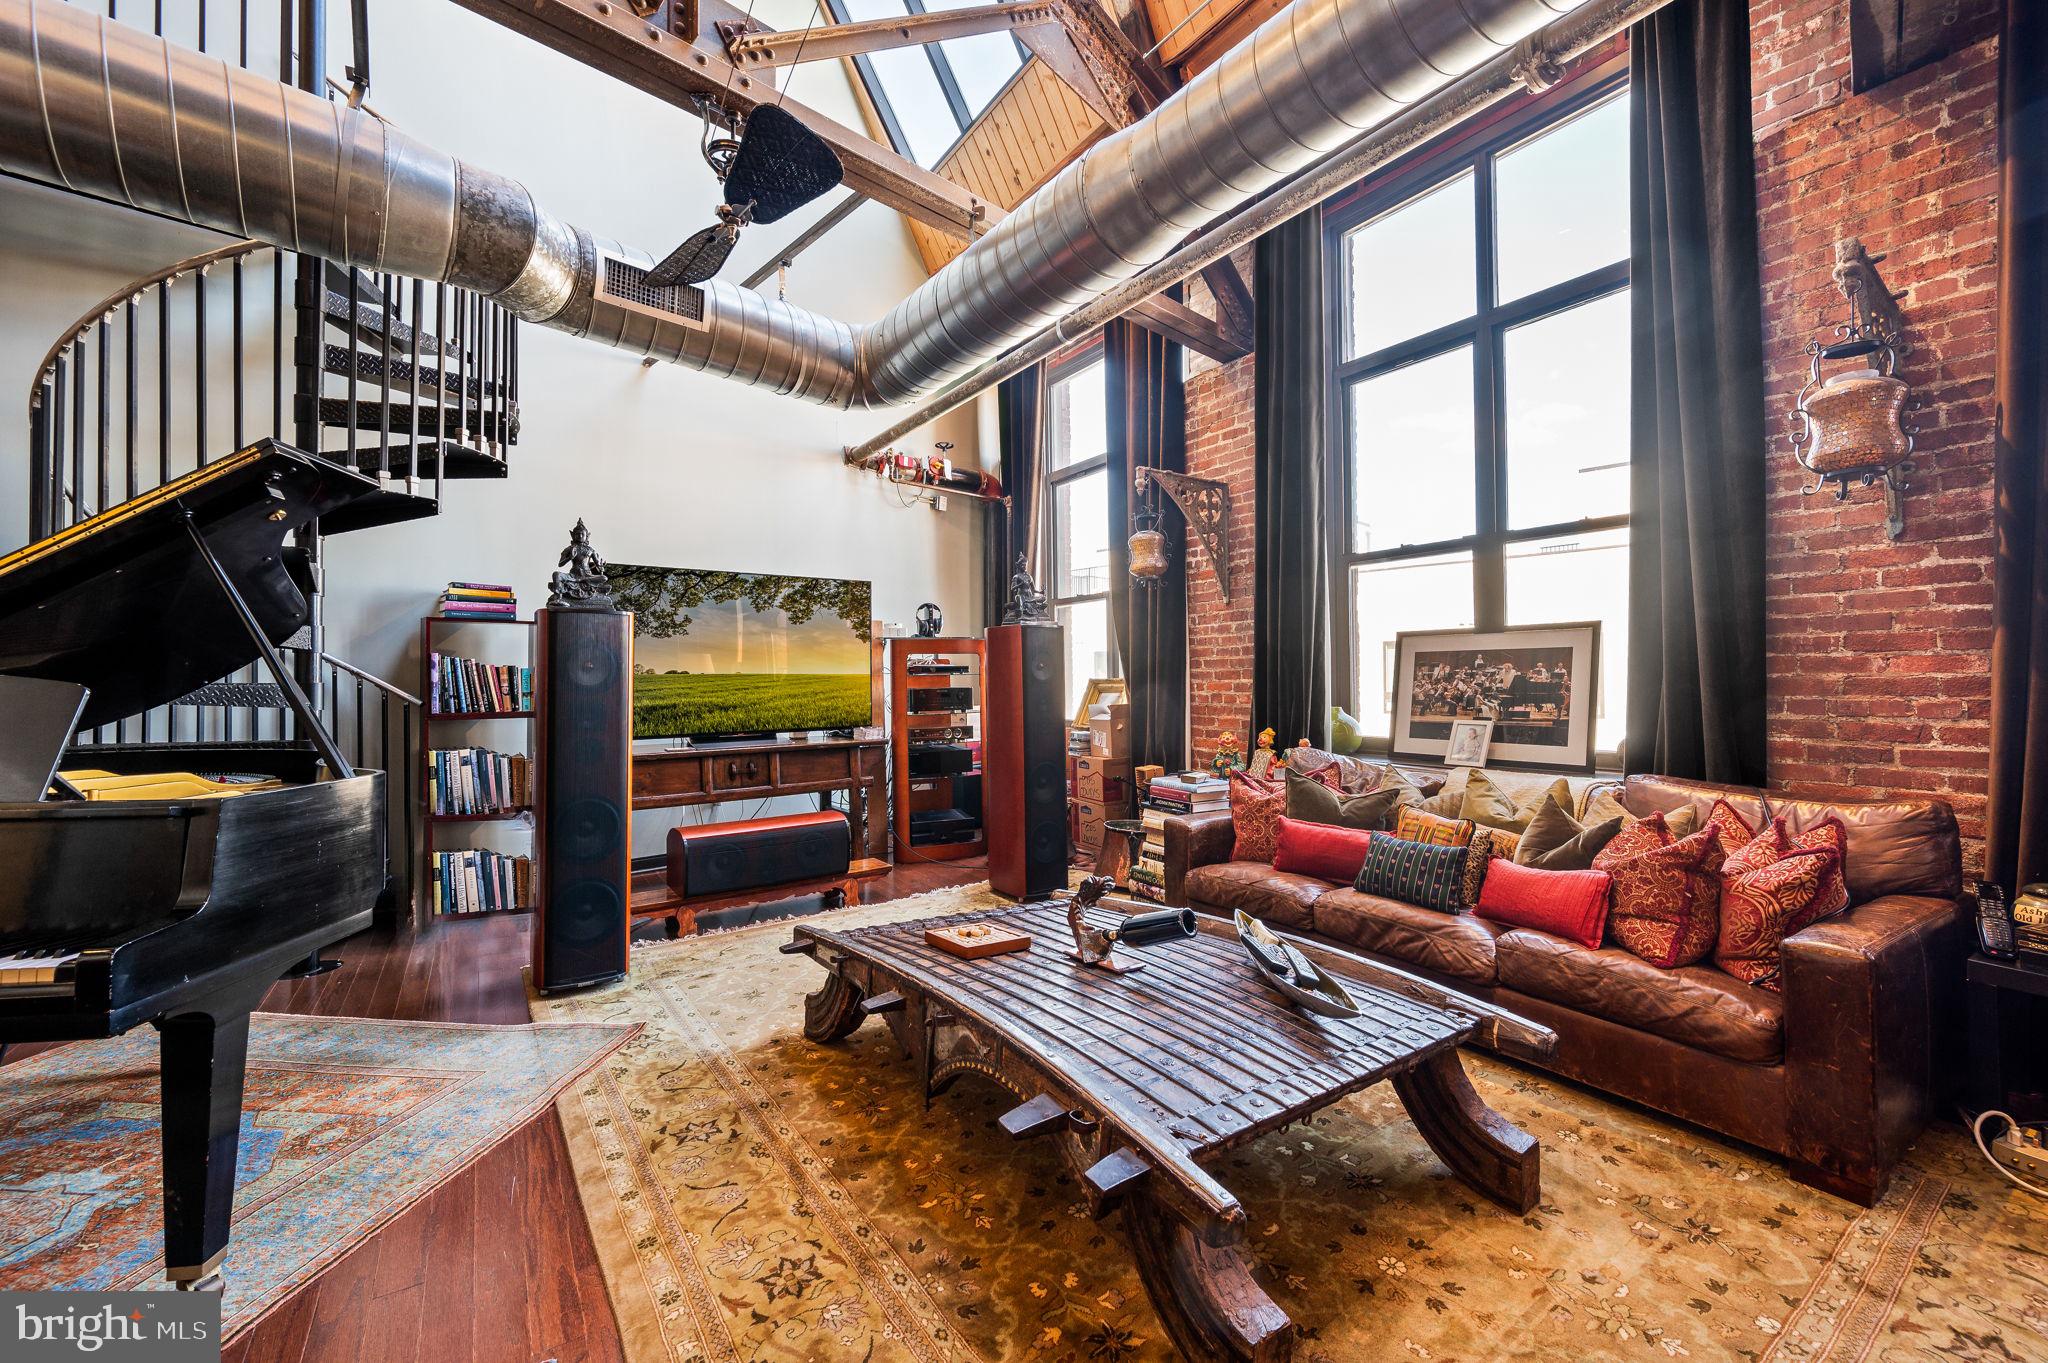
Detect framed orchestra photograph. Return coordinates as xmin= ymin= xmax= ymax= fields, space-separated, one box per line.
xmin=1389 ymin=623 xmax=1601 ymax=773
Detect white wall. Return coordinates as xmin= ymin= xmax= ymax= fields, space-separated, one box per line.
xmin=0 ymin=2 xmax=986 ymax=844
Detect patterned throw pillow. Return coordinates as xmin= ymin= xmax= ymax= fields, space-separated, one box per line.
xmin=1394 ymin=806 xmax=1475 ymax=847
xmin=1594 ymin=815 xmax=1728 ymax=968
xmin=1515 ymin=794 xmax=1622 ymax=871
xmin=1704 ymin=798 xmax=1759 ymax=860
xmin=1231 ymin=766 xmax=1340 ymax=862
xmin=1460 ymin=829 xmax=1505 ymax=909
xmin=1355 ymin=834 xmax=1469 ymax=915
xmin=1284 ymin=767 xmax=1411 ymax=831
xmin=1715 ymin=816 xmax=1850 ymax=990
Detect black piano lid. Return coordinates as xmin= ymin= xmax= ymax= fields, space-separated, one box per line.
xmin=0 ymin=440 xmax=377 ymax=729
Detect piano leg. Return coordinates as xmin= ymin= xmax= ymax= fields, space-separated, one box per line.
xmin=154 ymin=991 xmax=261 ymax=1292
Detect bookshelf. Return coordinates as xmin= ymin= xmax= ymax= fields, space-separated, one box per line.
xmin=417 ymin=614 xmax=538 ymax=926
xmin=885 ymin=636 xmax=986 ymax=862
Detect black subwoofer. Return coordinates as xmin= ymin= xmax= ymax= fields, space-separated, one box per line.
xmin=534 ymin=607 xmax=633 ymax=993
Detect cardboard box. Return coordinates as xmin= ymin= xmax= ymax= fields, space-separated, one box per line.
xmin=1134 ymin=763 xmax=1164 ymax=796
xmin=1075 ymin=755 xmax=1131 ymax=803
xmin=1074 ymin=799 xmax=1108 ymax=851
xmin=1088 ymin=702 xmax=1130 ymax=758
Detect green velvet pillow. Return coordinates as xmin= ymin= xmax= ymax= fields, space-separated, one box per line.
xmin=1462 ymin=770 xmax=1573 ymax=833
xmin=1285 ymin=767 xmax=1409 ymax=831
xmin=1514 ymin=793 xmax=1624 ymax=871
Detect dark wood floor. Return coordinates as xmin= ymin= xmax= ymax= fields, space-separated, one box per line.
xmin=7 ymin=860 xmax=986 ymax=1363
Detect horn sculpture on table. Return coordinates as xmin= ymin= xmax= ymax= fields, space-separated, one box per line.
xmin=1059 ymin=876 xmax=1196 ymax=974
xmin=0 ymin=0 xmax=1591 ymax=411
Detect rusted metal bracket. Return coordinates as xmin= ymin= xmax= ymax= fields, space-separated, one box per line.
xmin=1135 ymin=467 xmax=1232 ymax=600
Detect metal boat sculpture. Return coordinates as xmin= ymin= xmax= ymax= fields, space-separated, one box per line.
xmin=1234 ymin=910 xmax=1364 ymax=1019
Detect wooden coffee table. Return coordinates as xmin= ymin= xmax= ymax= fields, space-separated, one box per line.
xmin=783 ymin=900 xmax=1556 ymax=1363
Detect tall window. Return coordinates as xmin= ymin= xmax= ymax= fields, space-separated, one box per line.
xmin=1329 ymin=84 xmax=1631 ymax=759
xmin=827 ymin=0 xmax=1026 ymax=168
xmin=1045 ymin=352 xmax=1114 ymax=715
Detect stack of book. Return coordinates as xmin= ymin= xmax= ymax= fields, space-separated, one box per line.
xmin=438 ymin=581 xmax=517 ymax=619
xmin=1126 ymin=773 xmax=1228 ymax=902
xmin=428 ymin=747 xmax=531 ymax=816
xmin=431 ymin=849 xmax=531 ymax=916
xmin=1145 ymin=772 xmax=1230 ymax=815
xmin=430 ymin=652 xmax=533 ymax=714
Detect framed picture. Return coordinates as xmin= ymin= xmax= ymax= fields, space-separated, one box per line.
xmin=1444 ymin=718 xmax=1495 ymax=768
xmin=1073 ymin=677 xmax=1128 ymax=728
xmin=1388 ymin=623 xmax=1602 ymax=773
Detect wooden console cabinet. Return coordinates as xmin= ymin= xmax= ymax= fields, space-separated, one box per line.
xmin=630 ymin=737 xmax=888 ymax=861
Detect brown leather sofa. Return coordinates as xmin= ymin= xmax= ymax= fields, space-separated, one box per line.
xmin=1162 ymin=773 xmax=1968 ymax=1205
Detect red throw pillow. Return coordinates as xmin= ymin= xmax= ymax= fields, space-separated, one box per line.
xmin=1704 ymin=797 xmax=1759 ymax=860
xmin=1595 ymin=817 xmax=1727 ymax=968
xmin=1475 ymin=858 xmax=1612 ymax=950
xmin=1228 ymin=771 xmax=1284 ymax=862
xmin=1272 ymin=817 xmax=1375 ymax=886
xmin=1230 ymin=767 xmax=1338 ymax=862
xmin=1716 ymin=815 xmax=1849 ymax=990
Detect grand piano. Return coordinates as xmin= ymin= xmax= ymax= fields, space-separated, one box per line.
xmin=0 ymin=439 xmax=386 ymax=1291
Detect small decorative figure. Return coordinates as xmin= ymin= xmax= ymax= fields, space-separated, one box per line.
xmin=548 ymin=518 xmax=614 ymax=611
xmin=1210 ymin=731 xmax=1242 ymax=778
xmin=1003 ymin=554 xmax=1051 ymax=625
xmin=914 ymin=602 xmax=944 ymax=638
xmin=1247 ymin=726 xmax=1278 ymax=778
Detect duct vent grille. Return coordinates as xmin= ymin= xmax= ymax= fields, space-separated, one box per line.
xmin=598 ymin=256 xmax=708 ymax=327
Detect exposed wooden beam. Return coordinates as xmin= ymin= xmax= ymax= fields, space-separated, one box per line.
xmin=1197 ymin=259 xmax=1254 ymax=351
xmin=1128 ymin=295 xmax=1250 ymax=364
xmin=444 ymin=0 xmax=996 ymax=242
xmin=721 ymin=2 xmax=1059 ymax=69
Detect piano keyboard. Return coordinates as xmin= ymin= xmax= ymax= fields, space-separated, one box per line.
xmin=0 ymin=935 xmax=80 ymax=986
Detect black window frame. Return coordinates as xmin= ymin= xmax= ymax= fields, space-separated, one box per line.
xmin=1323 ymin=67 xmax=1632 ymax=762
xmin=1042 ymin=342 xmax=1117 ymax=689
xmin=823 ymin=0 xmax=1029 ymax=168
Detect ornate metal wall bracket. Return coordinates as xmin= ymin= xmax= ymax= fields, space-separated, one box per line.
xmin=1134 ymin=468 xmax=1233 ymax=600
xmin=1788 ymin=238 xmax=1919 ymax=542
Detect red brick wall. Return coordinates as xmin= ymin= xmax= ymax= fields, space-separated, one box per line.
xmin=1184 ymin=339 xmax=1257 ymax=763
xmin=1178 ymin=5 xmax=2002 ymax=863
xmin=1754 ymin=4 xmax=2001 ymax=864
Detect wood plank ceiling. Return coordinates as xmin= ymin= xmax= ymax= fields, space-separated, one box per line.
xmin=885 ymin=0 xmax=1261 ymax=275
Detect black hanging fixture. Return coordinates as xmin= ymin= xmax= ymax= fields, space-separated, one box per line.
xmin=645 ymin=104 xmax=845 ymax=288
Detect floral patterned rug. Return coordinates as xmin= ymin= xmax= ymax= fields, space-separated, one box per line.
xmin=533 ymin=883 xmax=2048 ymax=1363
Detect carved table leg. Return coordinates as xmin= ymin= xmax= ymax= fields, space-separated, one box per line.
xmin=1123 ymin=1194 xmax=1293 ymax=1363
xmin=1390 ymin=1050 xmax=1540 ymax=1214
xmin=802 ymin=973 xmax=866 ymax=1043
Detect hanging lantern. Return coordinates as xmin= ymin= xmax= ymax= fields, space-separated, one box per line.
xmin=1128 ymin=504 xmax=1170 ymax=586
xmin=1789 ymin=239 xmax=1918 ymax=540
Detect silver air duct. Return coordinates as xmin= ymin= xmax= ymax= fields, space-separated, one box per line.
xmin=0 ymin=0 xmax=1576 ymax=410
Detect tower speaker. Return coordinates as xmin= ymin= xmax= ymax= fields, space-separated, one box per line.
xmin=534 ymin=607 xmax=633 ymax=992
xmin=983 ymin=622 xmax=1067 ymax=899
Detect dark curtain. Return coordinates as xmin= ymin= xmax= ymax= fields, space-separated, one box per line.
xmin=1990 ymin=0 xmax=2048 ymax=892
xmin=984 ymin=366 xmax=1043 ymax=627
xmin=1251 ymin=208 xmax=1330 ymax=751
xmin=1624 ymin=0 xmax=1768 ymax=784
xmin=1107 ymin=316 xmax=1189 ymax=772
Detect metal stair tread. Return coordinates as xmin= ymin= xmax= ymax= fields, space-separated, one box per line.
xmin=172 ymin=681 xmax=290 ymax=709
xmin=341 ymin=441 xmax=508 ymax=479
xmin=322 ymin=343 xmax=505 ymax=401
xmin=322 ymin=290 xmax=465 ymax=361
xmin=312 ymin=396 xmax=516 ymax=444
xmin=316 ymin=484 xmax=442 ymax=534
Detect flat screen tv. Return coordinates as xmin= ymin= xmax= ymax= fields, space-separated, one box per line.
xmin=608 ymin=564 xmax=873 ymax=741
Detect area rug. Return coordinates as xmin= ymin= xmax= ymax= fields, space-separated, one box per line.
xmin=0 ymin=1013 xmax=637 ymax=1337
xmin=535 ymin=883 xmax=2048 ymax=1363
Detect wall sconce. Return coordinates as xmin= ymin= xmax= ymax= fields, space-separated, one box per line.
xmin=1128 ymin=502 xmax=1170 ymax=586
xmin=1131 ymin=467 xmax=1233 ymax=600
xmin=1789 ymin=238 xmax=1917 ymax=540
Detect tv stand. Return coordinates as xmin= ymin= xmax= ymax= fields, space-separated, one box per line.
xmin=631 ymin=735 xmax=887 ymax=860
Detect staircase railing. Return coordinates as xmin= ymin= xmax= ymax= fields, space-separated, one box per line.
xmin=21 ymin=2 xmax=522 ymax=924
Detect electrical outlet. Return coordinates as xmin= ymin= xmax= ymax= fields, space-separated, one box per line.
xmin=1995 ymin=1125 xmax=2048 ymax=1177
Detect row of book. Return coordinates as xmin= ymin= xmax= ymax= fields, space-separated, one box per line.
xmin=431 ymin=849 xmax=532 ymax=916
xmin=439 ymin=581 xmax=518 ymax=620
xmin=429 ymin=747 xmax=531 ymax=816
xmin=430 ymin=651 xmax=533 ymax=715
xmin=1128 ymin=772 xmax=1231 ymax=902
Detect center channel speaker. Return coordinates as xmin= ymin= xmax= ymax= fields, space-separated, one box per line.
xmin=983 ymin=622 xmax=1067 ymax=899
xmin=534 ymin=606 xmax=633 ymax=993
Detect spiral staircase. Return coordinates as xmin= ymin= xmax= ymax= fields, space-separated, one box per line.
xmin=17 ymin=1 xmax=524 ymax=920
